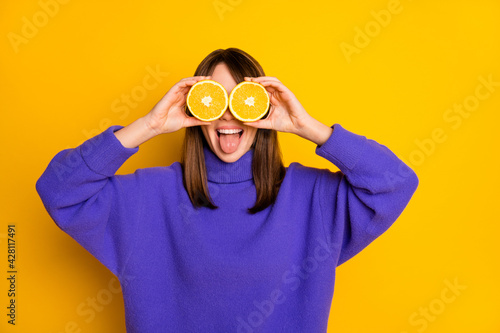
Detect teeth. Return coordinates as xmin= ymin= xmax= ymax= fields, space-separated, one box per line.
xmin=217 ymin=129 xmax=243 ymax=134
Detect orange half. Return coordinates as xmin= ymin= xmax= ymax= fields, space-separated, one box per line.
xmin=229 ymin=81 xmax=270 ymax=122
xmin=186 ymin=80 xmax=228 ymax=121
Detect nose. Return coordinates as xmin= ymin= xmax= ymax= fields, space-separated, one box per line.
xmin=219 ymin=107 xmax=235 ymax=121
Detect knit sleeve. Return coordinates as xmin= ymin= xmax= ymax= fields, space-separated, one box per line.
xmin=35 ymin=125 xmax=141 ymax=277
xmin=315 ymin=124 xmax=419 ymax=267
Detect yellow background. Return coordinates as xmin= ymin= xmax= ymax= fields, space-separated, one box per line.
xmin=1 ymin=0 xmax=499 ymax=332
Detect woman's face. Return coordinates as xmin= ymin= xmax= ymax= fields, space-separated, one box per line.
xmin=200 ymin=62 xmax=258 ymax=163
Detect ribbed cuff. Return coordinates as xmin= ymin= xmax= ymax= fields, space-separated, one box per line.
xmin=79 ymin=125 xmax=139 ymax=177
xmin=315 ymin=124 xmax=368 ymax=173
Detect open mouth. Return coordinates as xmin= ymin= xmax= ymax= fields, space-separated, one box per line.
xmin=216 ymin=129 xmax=244 ymax=139
xmin=216 ymin=128 xmax=244 ymax=154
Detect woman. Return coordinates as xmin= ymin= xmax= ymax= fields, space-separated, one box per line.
xmin=36 ymin=48 xmax=418 ymax=332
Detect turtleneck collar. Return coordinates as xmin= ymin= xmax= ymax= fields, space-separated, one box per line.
xmin=203 ymin=143 xmax=254 ymax=184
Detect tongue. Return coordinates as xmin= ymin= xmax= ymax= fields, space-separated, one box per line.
xmin=219 ymin=133 xmax=240 ymax=154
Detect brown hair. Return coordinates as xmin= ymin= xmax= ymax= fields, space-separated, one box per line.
xmin=180 ymin=48 xmax=286 ymax=214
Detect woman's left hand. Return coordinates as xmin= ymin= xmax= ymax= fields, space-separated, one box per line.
xmin=241 ymin=76 xmax=312 ymax=135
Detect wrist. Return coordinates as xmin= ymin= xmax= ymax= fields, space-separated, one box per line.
xmin=142 ymin=113 xmax=161 ymax=137
xmin=296 ymin=117 xmax=333 ymax=146
xmin=115 ymin=116 xmax=158 ymax=148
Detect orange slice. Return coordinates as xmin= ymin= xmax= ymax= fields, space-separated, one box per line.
xmin=186 ymin=80 xmax=228 ymax=121
xmin=229 ymin=81 xmax=270 ymax=122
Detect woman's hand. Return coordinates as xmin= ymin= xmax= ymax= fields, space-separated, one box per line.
xmin=144 ymin=76 xmax=213 ymax=135
xmin=241 ymin=76 xmax=313 ymax=134
xmin=242 ymin=76 xmax=333 ymax=146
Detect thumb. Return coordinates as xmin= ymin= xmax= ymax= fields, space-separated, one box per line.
xmin=185 ymin=117 xmax=211 ymax=128
xmin=243 ymin=119 xmax=273 ymax=130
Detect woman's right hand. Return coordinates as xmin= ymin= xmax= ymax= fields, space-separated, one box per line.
xmin=144 ymin=76 xmax=213 ymax=135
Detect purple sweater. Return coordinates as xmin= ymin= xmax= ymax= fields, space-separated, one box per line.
xmin=36 ymin=123 xmax=418 ymax=332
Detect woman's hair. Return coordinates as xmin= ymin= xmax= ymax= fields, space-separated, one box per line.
xmin=180 ymin=47 xmax=286 ymax=214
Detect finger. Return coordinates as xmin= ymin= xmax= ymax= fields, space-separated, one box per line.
xmin=185 ymin=117 xmax=212 ymax=128
xmin=245 ymin=76 xmax=281 ymax=83
xmin=244 ymin=79 xmax=286 ymax=93
xmin=183 ymin=75 xmax=212 ymax=81
xmin=258 ymin=80 xmax=285 ymax=88
xmin=241 ymin=78 xmax=280 ymax=96
xmin=242 ymin=118 xmax=273 ymax=130
xmin=177 ymin=79 xmax=198 ymax=88
xmin=194 ymin=121 xmax=212 ymax=127
xmin=178 ymin=77 xmax=210 ymax=89
xmin=262 ymin=86 xmax=278 ymax=94
xmin=268 ymin=93 xmax=280 ymax=106
xmin=258 ymin=80 xmax=288 ymax=94
xmin=178 ymin=87 xmax=191 ymax=99
xmin=179 ymin=76 xmax=212 ymax=85
xmin=245 ymin=76 xmax=279 ymax=81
